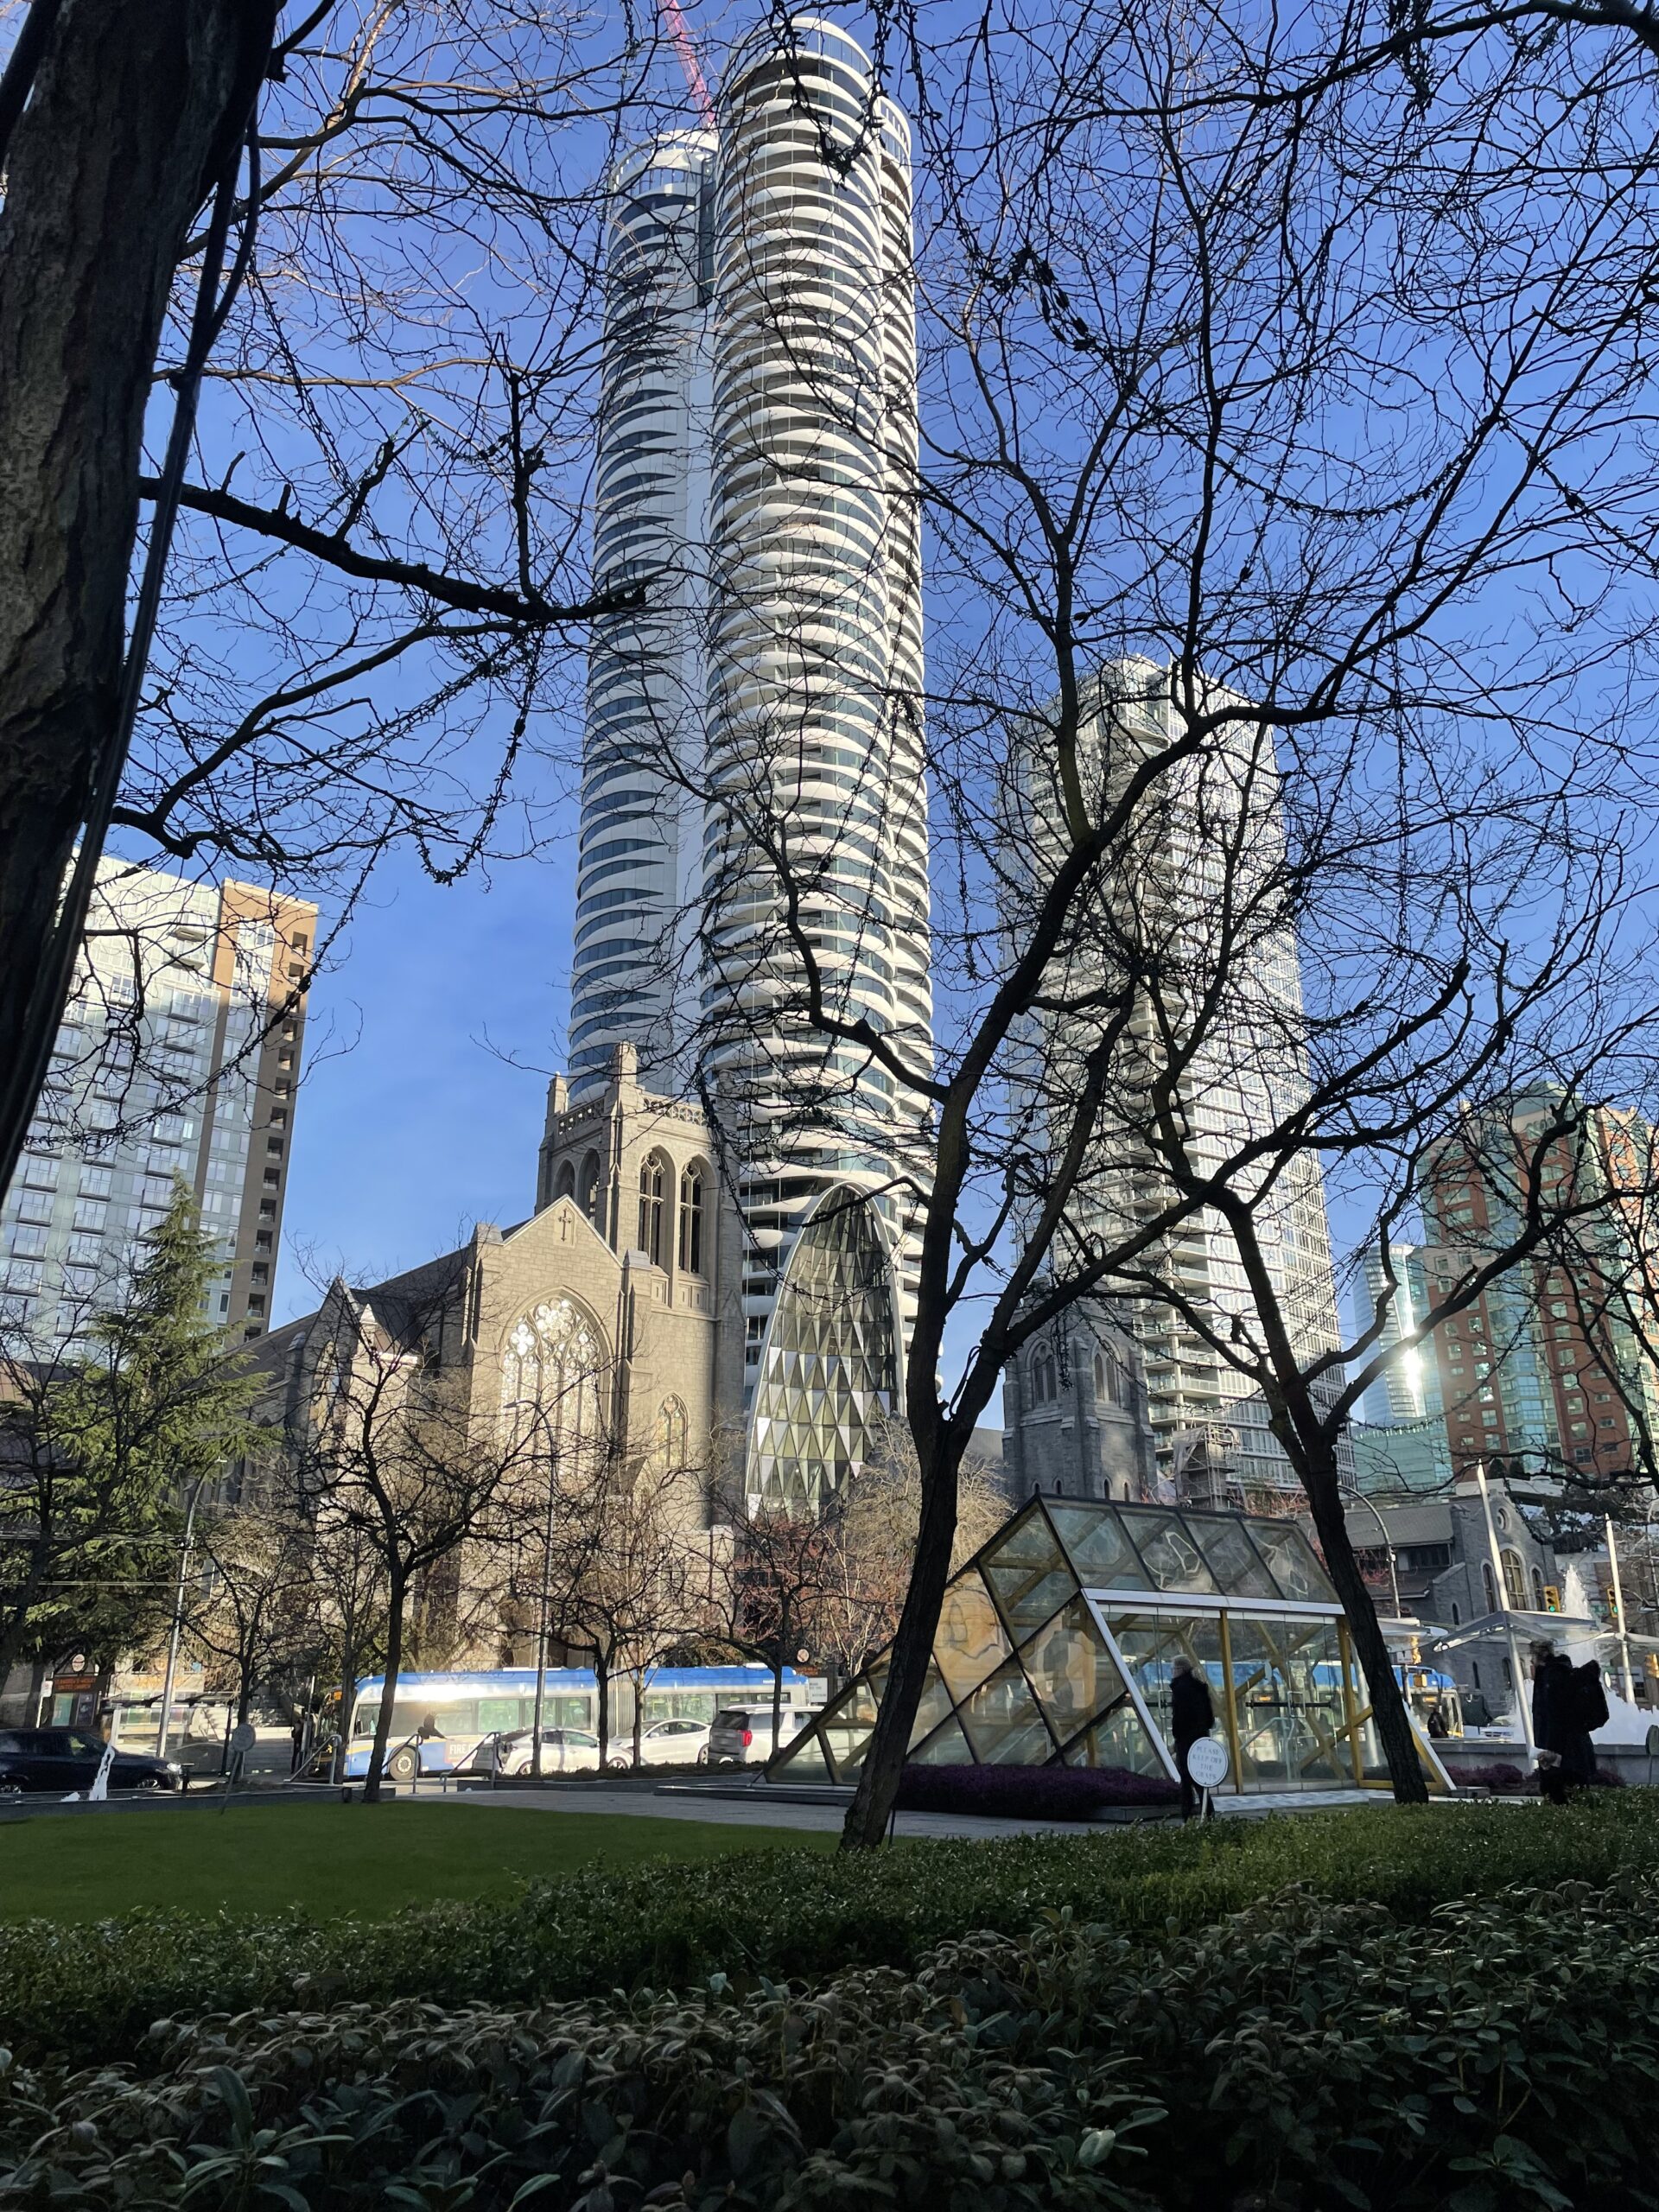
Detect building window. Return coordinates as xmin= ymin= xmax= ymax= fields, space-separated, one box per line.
xmin=677 ymin=1165 xmax=706 ymax=1274
xmin=1450 ymin=1600 xmax=1461 ymax=1625
xmin=658 ymin=1395 xmax=689 ymax=1469
xmin=578 ymin=1151 xmax=601 ymax=1224
xmin=1482 ymin=1561 xmax=1497 ymax=1611
xmin=637 ymin=1154 xmax=667 ymax=1265
xmin=554 ymin=1160 xmax=576 ymax=1203
xmin=1031 ymin=1346 xmax=1058 ymax=1404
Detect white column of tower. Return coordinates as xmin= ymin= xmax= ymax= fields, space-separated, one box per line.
xmin=568 ymin=131 xmax=716 ymax=1100
xmin=701 ymin=19 xmax=933 ymax=1459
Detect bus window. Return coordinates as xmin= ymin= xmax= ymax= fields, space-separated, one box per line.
xmin=478 ymin=1698 xmax=525 ymax=1732
xmin=645 ymin=1691 xmax=716 ymax=1726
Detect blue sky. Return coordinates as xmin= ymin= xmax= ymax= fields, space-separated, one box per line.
xmin=272 ymin=839 xmax=577 ymax=1321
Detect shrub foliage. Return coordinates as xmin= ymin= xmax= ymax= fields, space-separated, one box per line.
xmin=1 ymin=1796 xmax=1656 ymax=2074
xmin=1 ymin=1878 xmax=1656 ymax=2209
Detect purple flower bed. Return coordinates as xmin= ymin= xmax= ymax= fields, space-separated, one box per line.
xmin=893 ymin=1763 xmax=1181 ymax=1819
xmin=1458 ymin=1762 xmax=1530 ymax=1794
xmin=1455 ymin=1759 xmax=1624 ymax=1795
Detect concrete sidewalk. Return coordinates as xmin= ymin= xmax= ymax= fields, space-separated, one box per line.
xmin=409 ymin=1779 xmax=1384 ymax=1840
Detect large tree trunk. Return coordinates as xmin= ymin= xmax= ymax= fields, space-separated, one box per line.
xmin=0 ymin=0 xmax=275 ymax=1195
xmin=841 ymin=1435 xmax=959 ymax=1848
xmin=361 ymin=1579 xmax=405 ymax=1805
xmin=1300 ymin=1446 xmax=1429 ymax=1804
xmin=333 ymin=1630 xmax=356 ymax=1785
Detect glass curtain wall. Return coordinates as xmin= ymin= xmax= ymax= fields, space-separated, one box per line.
xmin=773 ymin=1495 xmax=1442 ymax=1796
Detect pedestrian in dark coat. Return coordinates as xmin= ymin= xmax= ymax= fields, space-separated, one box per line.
xmin=1532 ymin=1642 xmax=1596 ymax=1802
xmin=1170 ymin=1657 xmax=1216 ymax=1821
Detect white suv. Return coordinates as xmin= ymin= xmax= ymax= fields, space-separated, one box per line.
xmin=707 ymin=1706 xmax=813 ymax=1767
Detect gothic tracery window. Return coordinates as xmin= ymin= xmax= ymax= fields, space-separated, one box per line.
xmin=638 ymin=1154 xmax=668 ymax=1265
xmin=501 ymin=1299 xmax=605 ymax=1465
xmin=677 ymin=1163 xmax=706 ymax=1274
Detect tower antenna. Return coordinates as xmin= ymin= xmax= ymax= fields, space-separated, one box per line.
xmin=660 ymin=0 xmax=715 ymax=127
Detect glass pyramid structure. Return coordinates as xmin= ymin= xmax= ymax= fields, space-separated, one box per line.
xmin=771 ymin=1493 xmax=1450 ymax=1796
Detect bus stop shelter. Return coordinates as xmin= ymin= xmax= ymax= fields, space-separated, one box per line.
xmin=772 ymin=1494 xmax=1450 ymax=1799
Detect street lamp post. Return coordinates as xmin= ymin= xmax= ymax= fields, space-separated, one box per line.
xmin=1605 ymin=1515 xmax=1637 ymax=1705
xmin=156 ymin=1476 xmax=208 ymax=1760
xmin=1339 ymin=1483 xmax=1402 ymax=1619
xmin=530 ymin=1436 xmax=561 ymax=1781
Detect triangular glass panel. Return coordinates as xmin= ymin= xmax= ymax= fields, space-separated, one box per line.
xmin=1248 ymin=1517 xmax=1337 ymax=1604
xmin=825 ymin=1713 xmax=874 ymax=1777
xmin=982 ymin=1500 xmax=1064 ymax=1574
xmin=1060 ymin=1700 xmax=1171 ymax=1777
xmin=1183 ymin=1512 xmax=1279 ymax=1599
xmin=1046 ymin=1501 xmax=1153 ymax=1590
xmin=1130 ymin=1510 xmax=1222 ymax=1593
xmin=957 ymin=1656 xmax=1058 ymax=1765
xmin=906 ymin=1662 xmax=955 ymax=1750
xmin=1015 ymin=1598 xmax=1132 ymax=1743
xmin=985 ymin=1556 xmax=1078 ymax=1636
xmin=908 ymin=1714 xmax=973 ymax=1765
xmin=768 ymin=1726 xmax=831 ymax=1782
xmin=931 ymin=1575 xmax=1012 ymax=1702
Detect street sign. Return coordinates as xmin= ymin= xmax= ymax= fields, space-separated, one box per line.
xmin=229 ymin=1722 xmax=257 ymax=1757
xmin=1186 ymin=1734 xmax=1229 ymax=1790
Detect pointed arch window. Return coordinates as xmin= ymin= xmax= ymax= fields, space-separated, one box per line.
xmin=578 ymin=1151 xmax=601 ymax=1225
xmin=638 ymin=1154 xmax=668 ymax=1265
xmin=658 ymin=1395 xmax=690 ymax=1470
xmin=502 ymin=1299 xmax=605 ymax=1466
xmin=678 ymin=1163 xmax=706 ymax=1274
xmin=1031 ymin=1346 xmax=1058 ymax=1404
xmin=553 ymin=1160 xmax=576 ymax=1202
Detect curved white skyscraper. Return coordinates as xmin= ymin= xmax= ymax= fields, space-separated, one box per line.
xmin=569 ymin=130 xmax=715 ymax=1096
xmin=569 ymin=18 xmax=933 ymax=1507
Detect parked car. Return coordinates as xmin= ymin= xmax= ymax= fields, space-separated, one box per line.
xmin=634 ymin=1716 xmax=712 ymax=1767
xmin=707 ymin=1707 xmax=813 ymax=1768
xmin=0 ymin=1728 xmax=184 ymax=1796
xmin=496 ymin=1726 xmax=603 ymax=1777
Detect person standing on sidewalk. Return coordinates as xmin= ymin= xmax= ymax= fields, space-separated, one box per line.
xmin=1171 ymin=1657 xmax=1216 ymax=1821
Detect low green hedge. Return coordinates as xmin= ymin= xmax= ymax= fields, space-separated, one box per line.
xmin=3 ymin=1878 xmax=1656 ymax=2209
xmin=2 ymin=1796 xmax=1656 ymax=2071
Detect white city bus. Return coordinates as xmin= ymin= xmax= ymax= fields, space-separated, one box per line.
xmin=339 ymin=1664 xmax=815 ymax=1780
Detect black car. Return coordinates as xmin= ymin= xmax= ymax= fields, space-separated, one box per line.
xmin=0 ymin=1728 xmax=184 ymax=1796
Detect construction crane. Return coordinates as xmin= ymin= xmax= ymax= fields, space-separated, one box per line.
xmin=660 ymin=0 xmax=715 ymax=127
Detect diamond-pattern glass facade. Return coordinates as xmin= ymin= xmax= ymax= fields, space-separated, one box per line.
xmin=747 ymin=1187 xmax=900 ymax=1511
xmin=772 ymin=1495 xmax=1447 ymax=1797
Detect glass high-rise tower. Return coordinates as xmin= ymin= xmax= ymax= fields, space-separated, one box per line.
xmin=1020 ymin=659 xmax=1347 ymax=1502
xmin=568 ymin=18 xmax=933 ymax=1507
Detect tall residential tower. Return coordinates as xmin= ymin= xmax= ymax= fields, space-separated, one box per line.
xmin=563 ymin=19 xmax=932 ymax=1506
xmin=1023 ymin=660 xmax=1347 ymax=1502
xmin=0 ymin=861 xmax=314 ymax=1351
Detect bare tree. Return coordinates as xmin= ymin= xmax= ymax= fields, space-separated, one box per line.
xmin=703 ymin=1480 xmax=842 ymax=1761
xmin=811 ymin=1429 xmax=1006 ymax=1687
xmin=600 ymin=1 xmax=1659 ymax=1844
xmin=276 ymin=1265 xmax=538 ymax=1801
xmin=0 ymin=0 xmax=677 ymax=1196
xmin=191 ymin=1479 xmax=316 ymax=1732
xmin=543 ymin=1451 xmax=698 ymax=1769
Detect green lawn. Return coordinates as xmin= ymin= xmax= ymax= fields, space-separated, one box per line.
xmin=0 ymin=1801 xmax=836 ymax=1923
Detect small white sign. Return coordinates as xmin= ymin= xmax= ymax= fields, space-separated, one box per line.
xmin=229 ymin=1722 xmax=257 ymax=1756
xmin=1185 ymin=1734 xmax=1230 ymax=1790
